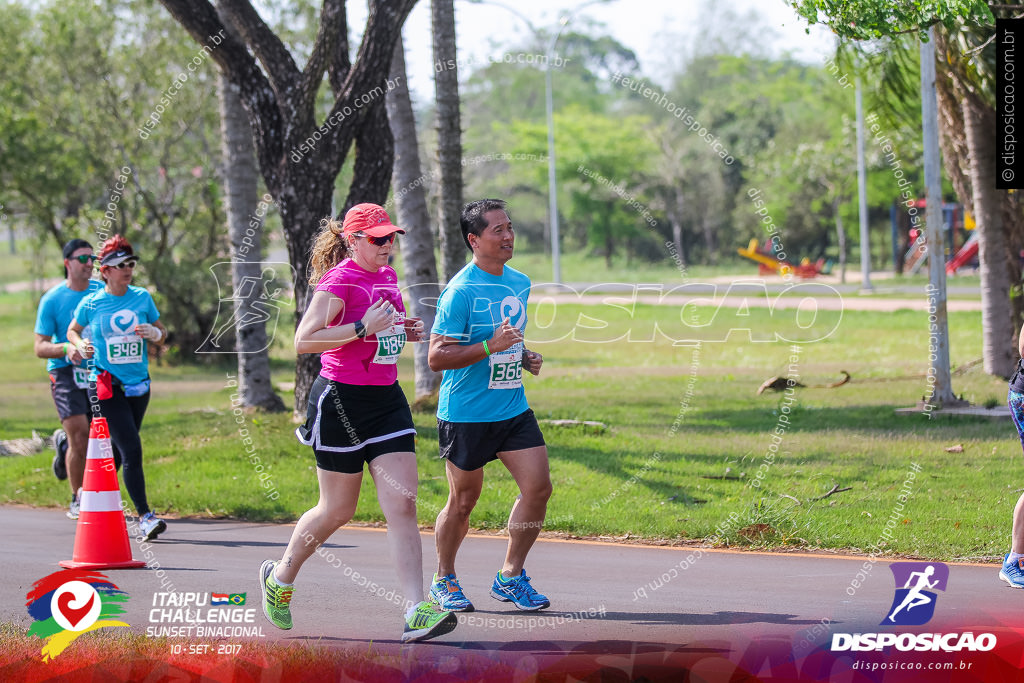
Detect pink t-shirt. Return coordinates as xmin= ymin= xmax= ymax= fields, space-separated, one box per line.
xmin=316 ymin=259 xmax=406 ymax=386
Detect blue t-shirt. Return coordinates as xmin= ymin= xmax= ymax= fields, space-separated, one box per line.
xmin=74 ymin=285 xmax=160 ymax=385
xmin=34 ymin=280 xmax=103 ymax=372
xmin=432 ymin=262 xmax=532 ymax=423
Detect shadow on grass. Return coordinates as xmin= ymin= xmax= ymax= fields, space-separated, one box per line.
xmin=694 ymin=403 xmax=1003 ymax=437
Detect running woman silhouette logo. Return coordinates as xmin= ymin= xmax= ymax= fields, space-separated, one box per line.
xmin=883 ymin=562 xmax=949 ymax=626
xmin=196 ymin=262 xmax=295 ymax=354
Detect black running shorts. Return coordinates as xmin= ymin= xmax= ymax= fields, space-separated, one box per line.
xmin=296 ymin=376 xmax=417 ymax=474
xmin=437 ymin=409 xmax=545 ymax=472
xmin=49 ymin=365 xmax=91 ymax=421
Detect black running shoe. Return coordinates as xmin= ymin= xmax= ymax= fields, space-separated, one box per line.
xmin=52 ymin=429 xmax=68 ymax=481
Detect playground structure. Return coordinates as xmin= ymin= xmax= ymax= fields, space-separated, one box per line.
xmin=737 ymin=239 xmax=830 ymax=279
xmin=945 ymin=231 xmax=979 ymax=275
xmin=893 ymin=199 xmax=976 ymax=276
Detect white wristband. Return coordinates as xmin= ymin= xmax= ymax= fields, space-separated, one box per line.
xmin=153 ymin=327 xmax=164 ymax=343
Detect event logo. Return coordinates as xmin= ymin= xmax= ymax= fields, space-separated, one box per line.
xmin=499 ymin=295 xmax=525 ymax=329
xmin=884 ymin=562 xmax=949 ymax=626
xmin=110 ymin=309 xmax=139 ymax=336
xmin=25 ymin=569 xmax=130 ymax=661
xmin=148 ymin=591 xmax=264 ymax=637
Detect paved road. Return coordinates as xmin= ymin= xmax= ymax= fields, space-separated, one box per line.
xmin=4 ymin=506 xmax=1018 ymax=678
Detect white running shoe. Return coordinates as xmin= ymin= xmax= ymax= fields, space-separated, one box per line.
xmin=139 ymin=512 xmax=167 ymax=540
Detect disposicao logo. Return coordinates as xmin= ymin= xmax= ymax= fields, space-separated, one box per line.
xmin=884 ymin=562 xmax=948 ymax=626
xmin=831 ymin=561 xmax=997 ymax=653
xmin=25 ymin=569 xmax=130 ymax=661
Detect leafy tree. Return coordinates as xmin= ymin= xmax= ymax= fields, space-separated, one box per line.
xmin=0 ymin=0 xmax=228 ymax=355
xmin=789 ymin=0 xmax=1018 ymax=378
xmin=458 ymin=30 xmax=640 ymax=252
xmin=508 ymin=107 xmax=659 ymax=266
xmin=157 ymin=0 xmax=417 ymax=411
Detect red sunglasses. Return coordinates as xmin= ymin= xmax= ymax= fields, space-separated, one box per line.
xmin=359 ymin=234 xmax=395 ymax=247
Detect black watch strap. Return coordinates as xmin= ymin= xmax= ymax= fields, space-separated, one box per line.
xmin=354 ymin=320 xmax=366 ymax=338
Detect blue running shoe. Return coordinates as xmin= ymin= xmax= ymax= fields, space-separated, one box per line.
xmin=490 ymin=570 xmax=550 ymax=611
xmin=430 ymin=573 xmax=475 ymax=612
xmin=999 ymin=554 xmax=1024 ymax=589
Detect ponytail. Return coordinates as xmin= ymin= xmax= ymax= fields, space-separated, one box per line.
xmin=308 ymin=217 xmax=349 ymax=285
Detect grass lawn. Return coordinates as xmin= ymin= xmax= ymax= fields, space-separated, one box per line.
xmin=0 ymin=287 xmax=1013 ymax=562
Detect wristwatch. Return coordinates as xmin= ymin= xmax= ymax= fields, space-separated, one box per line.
xmin=354 ymin=320 xmax=367 ymax=339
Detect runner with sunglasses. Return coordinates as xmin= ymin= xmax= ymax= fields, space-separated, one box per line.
xmin=258 ymin=204 xmax=457 ymax=643
xmin=34 ymin=239 xmax=104 ymax=519
xmin=67 ymin=235 xmax=168 ymax=540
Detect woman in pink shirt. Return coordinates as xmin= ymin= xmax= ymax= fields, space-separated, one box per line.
xmin=258 ymin=204 xmax=456 ymax=643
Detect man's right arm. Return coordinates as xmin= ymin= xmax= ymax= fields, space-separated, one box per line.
xmin=33 ymin=298 xmax=76 ymax=360
xmin=34 ymin=333 xmax=66 ymax=360
xmin=428 ymin=333 xmax=488 ymax=372
xmin=428 ymin=319 xmax=524 ymax=372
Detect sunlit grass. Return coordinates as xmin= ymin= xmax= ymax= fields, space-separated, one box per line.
xmin=0 ymin=290 xmax=1011 ymax=561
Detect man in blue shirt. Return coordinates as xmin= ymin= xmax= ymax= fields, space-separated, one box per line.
xmin=33 ymin=239 xmax=102 ymax=519
xmin=427 ymin=199 xmax=551 ymax=612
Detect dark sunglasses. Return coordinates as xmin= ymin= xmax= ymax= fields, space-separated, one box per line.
xmin=362 ymin=234 xmax=395 ymax=247
xmin=70 ymin=254 xmax=97 ymax=264
xmin=111 ymin=260 xmax=138 ymax=270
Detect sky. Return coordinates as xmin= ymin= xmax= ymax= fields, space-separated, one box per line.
xmin=364 ymin=0 xmax=839 ymax=104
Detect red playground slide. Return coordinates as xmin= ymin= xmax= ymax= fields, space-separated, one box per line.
xmin=946 ymin=232 xmax=979 ymax=275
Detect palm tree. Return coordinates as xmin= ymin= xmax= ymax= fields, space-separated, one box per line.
xmin=935 ymin=25 xmax=1016 ymax=378
xmin=432 ymin=0 xmax=465 ymax=282
xmin=214 ymin=4 xmax=284 ymax=411
xmin=386 ymin=35 xmax=442 ymax=401
xmin=791 ymin=1 xmax=1021 ymax=378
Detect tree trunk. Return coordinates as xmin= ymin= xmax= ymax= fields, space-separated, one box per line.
xmin=962 ymin=94 xmax=1015 ymax=377
xmin=280 ymin=184 xmax=332 ymax=417
xmin=432 ymin=0 xmax=465 ymax=282
xmin=669 ymin=191 xmax=686 ymax=273
xmin=934 ymin=49 xmax=973 ymax=218
xmin=386 ymin=35 xmax=441 ymax=401
xmin=604 ymin=214 xmax=613 ymax=268
xmin=1003 ymin=193 xmax=1024 ymax=352
xmin=158 ymin=0 xmax=416 ymax=413
xmin=701 ymin=213 xmax=717 ymax=265
xmin=216 ymin=5 xmax=284 ymax=412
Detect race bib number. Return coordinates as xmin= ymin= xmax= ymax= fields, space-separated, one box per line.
xmin=108 ymin=334 xmax=143 ymax=364
xmin=372 ymin=314 xmax=406 ymax=365
xmin=72 ymin=366 xmax=89 ymax=389
xmin=488 ymin=348 xmax=523 ymax=389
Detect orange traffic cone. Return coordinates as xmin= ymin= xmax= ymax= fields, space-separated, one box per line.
xmin=60 ymin=417 xmax=145 ymax=569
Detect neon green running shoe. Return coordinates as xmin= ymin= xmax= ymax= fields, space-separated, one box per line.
xmin=259 ymin=560 xmax=294 ymax=630
xmin=401 ymin=600 xmax=458 ymax=643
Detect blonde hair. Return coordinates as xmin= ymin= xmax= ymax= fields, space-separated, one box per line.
xmin=308 ymin=217 xmax=350 ymax=285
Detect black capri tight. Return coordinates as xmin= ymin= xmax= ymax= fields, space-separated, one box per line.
xmin=88 ymin=382 xmax=151 ymax=516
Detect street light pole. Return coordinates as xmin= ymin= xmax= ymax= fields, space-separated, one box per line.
xmin=465 ymin=0 xmax=612 ymax=285
xmin=855 ymin=77 xmax=873 ymax=292
xmin=542 ymin=0 xmax=613 ymax=285
xmin=545 ymin=21 xmax=565 ymax=285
